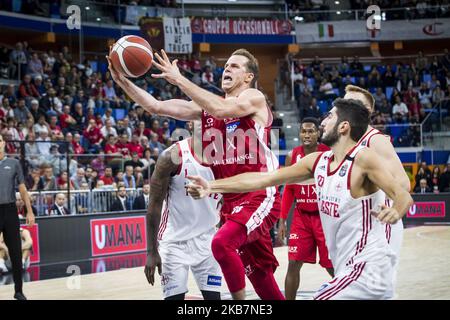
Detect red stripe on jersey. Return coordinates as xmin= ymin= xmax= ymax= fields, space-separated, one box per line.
xmin=315 ymin=263 xmax=366 ymax=300
xmin=175 ymin=143 xmax=182 ymax=176
xmin=347 ymin=158 xmax=355 ymax=190
xmin=311 ymin=152 xmax=324 ymax=174
xmin=356 ymin=128 xmax=377 ymax=147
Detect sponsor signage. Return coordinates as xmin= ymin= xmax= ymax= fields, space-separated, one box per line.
xmin=90 ymin=216 xmax=147 ymax=257
xmin=407 ymin=201 xmax=445 ymax=219
xmin=191 ymin=17 xmax=292 ymax=35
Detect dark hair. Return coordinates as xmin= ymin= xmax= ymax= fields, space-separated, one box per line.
xmin=301 ymin=117 xmax=320 ymax=130
xmin=333 ymin=98 xmax=370 ymax=142
xmin=231 ymin=49 xmax=259 ymax=88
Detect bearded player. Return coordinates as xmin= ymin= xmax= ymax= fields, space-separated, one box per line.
xmin=279 ymin=117 xmax=333 ymax=300
xmin=187 ymin=98 xmax=413 ymax=300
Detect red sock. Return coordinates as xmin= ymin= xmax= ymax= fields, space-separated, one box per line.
xmin=211 ymin=220 xmax=247 ymax=293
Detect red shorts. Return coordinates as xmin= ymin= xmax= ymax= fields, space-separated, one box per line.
xmin=221 ymin=190 xmax=280 ymax=274
xmin=288 ymin=209 xmax=333 ymax=269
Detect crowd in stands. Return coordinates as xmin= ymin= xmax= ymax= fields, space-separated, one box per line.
xmin=413 ymin=159 xmax=450 ymax=193
xmin=282 ymin=49 xmax=450 ymax=146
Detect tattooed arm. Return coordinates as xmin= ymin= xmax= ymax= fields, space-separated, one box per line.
xmin=144 ymin=144 xmax=180 ymax=286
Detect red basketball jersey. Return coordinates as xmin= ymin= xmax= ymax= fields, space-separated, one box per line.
xmin=201 ymin=109 xmax=279 ymax=202
xmin=289 ymin=144 xmax=330 ymax=213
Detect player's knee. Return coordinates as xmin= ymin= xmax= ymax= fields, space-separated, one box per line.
xmin=211 ymin=235 xmax=228 ymax=262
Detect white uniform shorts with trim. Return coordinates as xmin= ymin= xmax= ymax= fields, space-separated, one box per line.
xmin=158 ymin=228 xmax=222 ymax=299
xmin=313 ymin=255 xmax=396 ymax=300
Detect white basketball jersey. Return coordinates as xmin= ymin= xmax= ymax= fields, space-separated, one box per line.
xmin=313 ymin=145 xmax=394 ymax=274
xmin=358 ymin=127 xmax=404 ymax=256
xmin=158 ymin=139 xmax=221 ymax=243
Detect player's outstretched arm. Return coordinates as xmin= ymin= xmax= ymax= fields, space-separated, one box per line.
xmin=144 ymin=145 xmax=179 ymax=286
xmin=369 ymin=134 xmax=411 ymax=192
xmin=106 ymin=51 xmax=202 ymax=121
xmin=187 ymin=152 xmax=320 ymax=198
xmin=152 ymin=50 xmax=262 ymax=120
xmin=356 ymin=148 xmax=414 ymax=224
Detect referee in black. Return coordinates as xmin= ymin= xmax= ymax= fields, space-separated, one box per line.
xmin=0 ymin=133 xmax=35 ymax=300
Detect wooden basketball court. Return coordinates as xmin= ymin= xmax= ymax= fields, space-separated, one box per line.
xmin=0 ymin=225 xmax=449 ymax=300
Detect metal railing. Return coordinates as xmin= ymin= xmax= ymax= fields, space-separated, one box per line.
xmin=29 ymin=187 xmax=144 ymax=216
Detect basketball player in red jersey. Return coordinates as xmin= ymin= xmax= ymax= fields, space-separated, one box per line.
xmin=279 ymin=117 xmax=333 ymax=300
xmin=107 ymin=49 xmax=284 ymax=300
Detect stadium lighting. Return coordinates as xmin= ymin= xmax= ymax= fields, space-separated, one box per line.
xmin=85 ymin=6 xmax=90 ymax=10
xmin=293 ymin=138 xmax=299 ymax=141
xmin=228 ymin=0 xmax=237 ymax=2
xmin=336 ymin=11 xmax=341 ymax=15
xmin=279 ymin=113 xmax=284 ymax=117
xmin=96 ymin=18 xmax=101 ymax=21
xmin=382 ymin=12 xmax=386 ymax=21
xmin=294 ymin=16 xmax=304 ymax=22
xmin=286 ymin=125 xmax=292 ymax=129
xmin=335 ymin=1 xmax=340 ymax=4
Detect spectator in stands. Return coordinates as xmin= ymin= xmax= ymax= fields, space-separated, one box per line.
xmin=38 ymin=165 xmax=57 ymax=191
xmin=431 ymin=166 xmax=441 ymax=191
xmin=100 ymin=167 xmax=115 ymax=186
xmin=16 ymin=192 xmax=38 ymax=219
xmin=72 ymin=133 xmax=84 ymax=155
xmin=408 ymin=97 xmax=422 ymax=118
xmin=140 ymin=135 xmax=150 ymax=151
xmin=148 ymin=132 xmax=166 ymax=153
xmin=1 ymin=97 xmax=13 ymax=119
xmin=350 ymin=56 xmax=364 ymax=77
xmin=102 ymin=80 xmax=119 ymax=109
xmin=428 ymin=74 xmax=441 ymax=91
xmin=134 ymin=166 xmax=144 ymax=188
xmin=141 ymin=148 xmax=155 ymax=181
xmin=75 ymin=182 xmax=90 ymax=214
xmin=403 ymin=85 xmax=418 ymax=106
xmin=134 ymin=121 xmax=152 ymax=139
xmin=71 ymin=103 xmax=85 ymax=134
xmin=133 ymin=184 xmax=150 ymax=210
xmin=83 ymin=119 xmax=104 ymax=153
xmin=439 ymin=163 xmax=450 ymax=192
xmin=373 ymin=87 xmax=386 ymax=111
xmin=25 ymin=167 xmax=41 ymax=192
xmin=414 ymin=178 xmax=432 ymax=194
xmin=118 ymin=116 xmax=132 ymax=138
xmin=9 ymin=42 xmax=27 ymax=79
xmin=36 ymin=130 xmax=52 ymax=156
xmin=101 ymin=108 xmax=116 ymax=126
xmin=40 ymin=88 xmax=62 ymax=114
xmin=135 ymin=105 xmax=152 ymax=127
xmin=415 ymin=163 xmax=432 ymax=189
xmin=110 ymin=186 xmax=131 ymax=212
xmin=392 ymin=96 xmax=409 ymax=123
xmin=57 ymin=171 xmax=74 ymax=190
xmin=432 ymin=86 xmax=445 ymax=105
xmin=59 ymin=105 xmax=77 ymax=133
xmin=124 ymin=152 xmax=145 ymax=170
xmin=129 ymin=133 xmax=144 ymax=158
xmin=48 ymin=115 xmax=64 ymax=141
xmin=91 ymin=152 xmax=107 ymax=177
xmin=71 ymin=168 xmax=87 ymax=190
xmin=122 ymin=165 xmax=136 ymax=189
xmin=33 ymin=114 xmax=48 ymax=135
xmin=14 ymin=99 xmax=31 ymax=124
xmin=101 ymin=119 xmax=118 ymax=138
xmin=50 ymin=193 xmax=70 ymax=215
xmin=416 ymin=51 xmax=428 ymax=73
xmin=116 ymin=133 xmax=131 ymax=158
xmin=19 ymin=74 xmax=40 ymax=101
xmin=303 ymin=97 xmax=321 ymax=119
xmin=27 ymin=52 xmax=43 ymax=79
xmin=418 ymin=82 xmax=432 ymax=108
xmin=201 ymin=66 xmax=215 ymax=85
xmin=29 ymin=99 xmax=44 ymax=122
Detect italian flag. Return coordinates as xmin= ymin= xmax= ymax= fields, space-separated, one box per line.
xmin=318 ymin=24 xmax=334 ymax=38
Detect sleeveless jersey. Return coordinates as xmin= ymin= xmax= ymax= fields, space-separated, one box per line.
xmin=158 ymin=138 xmax=221 ymax=243
xmin=313 ymin=145 xmax=393 ymax=274
xmin=201 ymin=108 xmax=279 ymax=203
xmin=290 ymin=144 xmax=330 ymax=213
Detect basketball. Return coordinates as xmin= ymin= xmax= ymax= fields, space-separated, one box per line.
xmin=110 ymin=35 xmax=153 ymax=78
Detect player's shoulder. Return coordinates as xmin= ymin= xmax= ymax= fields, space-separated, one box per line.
xmin=353 ymin=147 xmax=378 ymax=167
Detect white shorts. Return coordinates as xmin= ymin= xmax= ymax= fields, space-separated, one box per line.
xmin=313 ymin=255 xmax=395 ymax=300
xmin=385 ymin=219 xmax=403 ymax=298
xmin=158 ymin=228 xmax=222 ymax=299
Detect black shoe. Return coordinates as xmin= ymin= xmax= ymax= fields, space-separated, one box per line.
xmin=14 ymin=292 xmax=27 ymax=300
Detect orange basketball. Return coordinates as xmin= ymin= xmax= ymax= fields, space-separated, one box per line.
xmin=110 ymin=35 xmax=153 ymax=78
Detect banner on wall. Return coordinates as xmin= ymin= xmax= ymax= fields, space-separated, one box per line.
xmin=407 ymin=201 xmax=446 ymax=219
xmin=139 ymin=17 xmax=165 ymax=52
xmin=90 ymin=216 xmax=147 ymax=257
xmin=163 ymin=17 xmax=192 ymax=54
xmin=191 ymin=17 xmax=292 ymax=35
xmin=20 ymin=224 xmax=40 ymax=264
xmin=295 ymin=18 xmax=450 ymax=43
